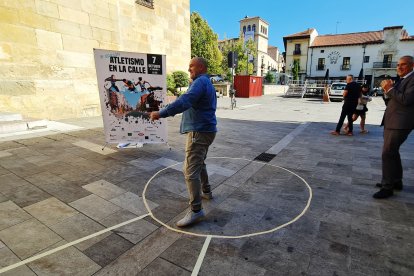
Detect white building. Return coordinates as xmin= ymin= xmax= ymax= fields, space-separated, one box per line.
xmin=284 ymin=26 xmax=414 ymax=87
xmin=219 ymin=16 xmax=284 ymax=77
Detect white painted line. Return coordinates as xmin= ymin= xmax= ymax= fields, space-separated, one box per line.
xmin=191 ymin=235 xmax=212 ymax=276
xmin=142 ymin=157 xmax=313 ymax=239
xmin=0 ymin=213 xmax=150 ymax=274
xmin=239 ymin=104 xmax=262 ymax=109
xmin=266 ymin=122 xmax=310 ymax=155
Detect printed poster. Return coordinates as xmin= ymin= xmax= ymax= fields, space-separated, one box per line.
xmin=93 ymin=49 xmax=167 ymax=145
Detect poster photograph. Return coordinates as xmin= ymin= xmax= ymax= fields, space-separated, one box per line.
xmin=93 ymin=49 xmax=167 ymax=145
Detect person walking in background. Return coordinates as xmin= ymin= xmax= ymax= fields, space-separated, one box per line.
xmin=374 ymin=56 xmax=414 ymax=199
xmin=149 ymin=57 xmax=217 ymax=227
xmin=330 ymin=75 xmax=361 ymax=136
xmin=343 ymin=84 xmax=372 ymax=134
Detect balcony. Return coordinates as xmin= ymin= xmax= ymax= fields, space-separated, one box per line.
xmin=135 ymin=0 xmax=154 ymax=8
xmin=341 ymin=64 xmax=351 ymax=70
xmin=293 ymin=50 xmax=301 ymax=55
xmin=316 ymin=65 xmax=325 ymax=71
xmin=373 ymin=62 xmax=397 ymax=68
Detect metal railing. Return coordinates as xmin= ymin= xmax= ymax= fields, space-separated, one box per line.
xmin=341 ymin=64 xmax=351 ymax=70
xmin=293 ymin=50 xmax=301 ymax=55
xmin=373 ymin=62 xmax=397 ymax=68
xmin=316 ymin=65 xmax=325 ymax=71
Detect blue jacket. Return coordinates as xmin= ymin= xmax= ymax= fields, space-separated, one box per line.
xmin=159 ymin=74 xmax=217 ymax=133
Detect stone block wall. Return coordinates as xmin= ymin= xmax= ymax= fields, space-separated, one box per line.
xmin=0 ymin=0 xmax=191 ymax=119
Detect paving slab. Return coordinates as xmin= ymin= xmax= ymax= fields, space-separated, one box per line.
xmin=98 ymin=209 xmax=158 ymax=244
xmin=23 ymin=197 xmax=79 ymax=227
xmin=28 ymin=246 xmax=101 ymax=276
xmin=69 ymin=194 xmax=122 ymax=221
xmin=0 ymin=96 xmax=413 ymax=275
xmin=0 ymin=241 xmax=36 ymax=276
xmin=0 ymin=218 xmax=62 ymax=259
xmin=49 ymin=213 xmax=111 ymax=251
xmin=82 ymin=179 xmax=127 ymax=200
xmin=0 ymin=201 xmax=32 ymax=231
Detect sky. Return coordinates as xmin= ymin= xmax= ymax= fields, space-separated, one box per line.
xmin=190 ymin=0 xmax=414 ymax=52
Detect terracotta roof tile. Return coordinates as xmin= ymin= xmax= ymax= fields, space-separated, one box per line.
xmin=284 ymin=28 xmax=315 ymax=38
xmin=310 ymin=31 xmax=383 ymax=47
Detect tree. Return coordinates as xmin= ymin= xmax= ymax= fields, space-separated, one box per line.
xmin=190 ymin=12 xmax=222 ymax=74
xmin=219 ymin=34 xmax=257 ymax=78
xmin=264 ymin=71 xmax=275 ymax=83
xmin=292 ymin=59 xmax=300 ymax=80
xmin=172 ymin=71 xmax=189 ymax=95
xmin=166 ymin=74 xmax=176 ymax=95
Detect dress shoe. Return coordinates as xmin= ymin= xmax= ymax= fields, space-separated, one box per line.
xmin=375 ymin=182 xmax=402 ymax=191
xmin=373 ymin=188 xmax=394 ymax=199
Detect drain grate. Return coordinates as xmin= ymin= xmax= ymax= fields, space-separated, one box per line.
xmin=254 ymin=152 xmax=276 ymax=162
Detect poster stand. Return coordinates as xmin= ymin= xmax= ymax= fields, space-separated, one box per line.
xmin=101 ymin=142 xmax=109 ymax=151
xmin=94 ymin=49 xmax=168 ymax=149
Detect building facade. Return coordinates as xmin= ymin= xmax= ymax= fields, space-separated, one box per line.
xmin=283 ymin=28 xmax=318 ymax=81
xmin=284 ymin=26 xmax=414 ymax=87
xmin=219 ymin=16 xmax=284 ymax=77
xmin=0 ymin=0 xmax=191 ymax=120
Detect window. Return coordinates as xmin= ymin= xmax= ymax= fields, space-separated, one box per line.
xmin=320 ymin=50 xmax=324 ymax=53
xmin=364 ymin=56 xmax=370 ymax=63
xmin=136 ymin=0 xmax=154 ymax=8
xmin=341 ymin=57 xmax=351 ymax=70
xmin=317 ymin=58 xmax=325 ymax=70
xmin=243 ymin=26 xmax=246 ymax=33
xmin=293 ymin=44 xmax=301 ymax=55
xmin=247 ymin=25 xmax=251 ymax=32
xmin=252 ymin=24 xmax=256 ymax=32
xmin=383 ymin=54 xmax=392 ymax=67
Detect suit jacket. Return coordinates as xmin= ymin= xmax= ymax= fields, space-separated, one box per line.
xmin=384 ymin=72 xmax=414 ymax=129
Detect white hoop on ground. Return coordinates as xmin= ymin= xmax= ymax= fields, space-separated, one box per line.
xmin=142 ymin=157 xmax=313 ymax=239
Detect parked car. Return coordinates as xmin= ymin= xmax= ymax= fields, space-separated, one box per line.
xmin=329 ymin=82 xmax=347 ymax=101
xmin=210 ymin=75 xmax=224 ymax=83
xmin=372 ymin=87 xmax=384 ymax=97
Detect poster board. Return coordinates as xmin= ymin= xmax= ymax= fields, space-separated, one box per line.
xmin=93 ymin=49 xmax=167 ymax=145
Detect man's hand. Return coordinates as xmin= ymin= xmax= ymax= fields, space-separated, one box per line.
xmin=381 ymin=79 xmax=394 ymax=94
xmin=149 ymin=111 xmax=160 ymax=121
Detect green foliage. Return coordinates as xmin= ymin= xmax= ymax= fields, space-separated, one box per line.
xmin=166 ymin=74 xmax=176 ymax=94
xmin=172 ymin=71 xmax=189 ymax=93
xmin=264 ymin=71 xmax=275 ymax=83
xmin=190 ymin=12 xmax=223 ymax=74
xmin=219 ymin=34 xmax=257 ymax=77
xmin=292 ymin=59 xmax=300 ymax=80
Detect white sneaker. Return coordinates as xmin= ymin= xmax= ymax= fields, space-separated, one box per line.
xmin=202 ymin=192 xmax=213 ymax=200
xmin=176 ymin=209 xmax=205 ymax=227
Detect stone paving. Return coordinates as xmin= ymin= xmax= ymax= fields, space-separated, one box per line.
xmin=0 ymin=95 xmax=413 ymax=275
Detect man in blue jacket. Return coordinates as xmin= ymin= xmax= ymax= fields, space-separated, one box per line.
xmin=150 ymin=57 xmax=217 ymax=227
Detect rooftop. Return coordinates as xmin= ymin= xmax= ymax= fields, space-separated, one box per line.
xmin=311 ymin=31 xmax=383 ymax=47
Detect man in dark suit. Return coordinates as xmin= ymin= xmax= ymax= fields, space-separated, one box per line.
xmin=374 ymin=56 xmax=414 ymax=199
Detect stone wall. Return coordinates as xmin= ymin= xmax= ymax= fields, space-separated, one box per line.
xmin=0 ymin=0 xmax=191 ymax=119
xmin=262 ymin=84 xmax=289 ymax=96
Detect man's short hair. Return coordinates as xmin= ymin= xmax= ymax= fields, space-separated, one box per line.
xmin=401 ymin=55 xmax=414 ymax=65
xmin=347 ymin=74 xmax=354 ymax=79
xmin=194 ymin=57 xmax=208 ymax=69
